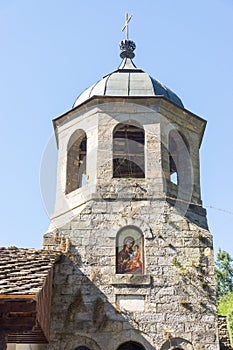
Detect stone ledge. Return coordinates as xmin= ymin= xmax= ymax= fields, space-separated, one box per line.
xmin=111 ymin=274 xmax=151 ymax=286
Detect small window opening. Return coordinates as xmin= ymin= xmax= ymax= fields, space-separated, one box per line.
xmin=66 ymin=131 xmax=87 ymax=194
xmin=169 ymin=130 xmax=190 ymax=186
xmin=170 ymin=172 xmax=178 ymax=185
xmin=113 ymin=123 xmax=145 ymax=178
xmin=169 ymin=131 xmax=178 ymax=185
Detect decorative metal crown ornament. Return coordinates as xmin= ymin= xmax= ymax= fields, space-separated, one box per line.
xmin=119 ymin=40 xmax=136 ymax=59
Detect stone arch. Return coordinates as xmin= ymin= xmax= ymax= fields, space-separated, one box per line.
xmin=161 ymin=337 xmax=194 ymax=350
xmin=116 ymin=340 xmax=146 ymax=350
xmin=64 ymin=336 xmax=101 ymax=350
xmin=66 ymin=129 xmax=87 ymax=194
xmin=116 ymin=225 xmax=144 ymax=274
xmin=168 ymin=129 xmax=191 ymax=188
xmin=113 ymin=121 xmax=145 ymax=178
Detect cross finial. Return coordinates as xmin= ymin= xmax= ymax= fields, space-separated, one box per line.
xmin=121 ymin=12 xmax=133 ymax=40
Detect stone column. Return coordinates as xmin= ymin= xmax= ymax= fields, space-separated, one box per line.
xmin=0 ymin=332 xmax=7 ymax=350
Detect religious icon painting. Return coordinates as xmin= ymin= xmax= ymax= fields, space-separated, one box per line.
xmin=116 ymin=226 xmax=144 ymax=274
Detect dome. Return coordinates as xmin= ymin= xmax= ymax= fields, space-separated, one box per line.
xmin=73 ymin=40 xmax=184 ymax=109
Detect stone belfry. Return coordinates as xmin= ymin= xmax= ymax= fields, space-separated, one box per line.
xmin=43 ymin=20 xmax=219 ymax=350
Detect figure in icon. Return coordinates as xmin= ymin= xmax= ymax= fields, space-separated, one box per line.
xmin=129 ymin=244 xmax=143 ymax=273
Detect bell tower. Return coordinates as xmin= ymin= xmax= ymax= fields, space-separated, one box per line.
xmin=43 ymin=34 xmax=219 ymax=350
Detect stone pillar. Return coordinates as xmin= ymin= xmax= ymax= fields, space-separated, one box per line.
xmin=0 ymin=332 xmax=7 ymax=350
xmin=218 ymin=316 xmax=232 ymax=350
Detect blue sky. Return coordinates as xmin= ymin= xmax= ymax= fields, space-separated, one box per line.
xmin=0 ymin=1 xmax=233 ymax=257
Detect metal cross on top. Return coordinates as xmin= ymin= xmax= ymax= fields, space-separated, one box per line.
xmin=121 ymin=12 xmax=133 ymax=40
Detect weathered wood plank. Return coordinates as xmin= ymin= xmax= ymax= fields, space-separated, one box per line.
xmin=0 ymin=301 xmax=36 ymax=313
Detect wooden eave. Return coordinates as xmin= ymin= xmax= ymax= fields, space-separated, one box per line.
xmin=0 ymin=268 xmax=53 ymax=344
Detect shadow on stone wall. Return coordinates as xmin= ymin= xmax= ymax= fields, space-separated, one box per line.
xmin=48 ymin=254 xmax=194 ymax=350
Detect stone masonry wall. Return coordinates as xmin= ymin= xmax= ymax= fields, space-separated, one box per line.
xmin=43 ymin=199 xmax=218 ymax=350
xmin=218 ymin=316 xmax=233 ymax=350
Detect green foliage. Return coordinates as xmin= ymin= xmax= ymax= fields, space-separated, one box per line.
xmin=215 ymin=248 xmax=233 ymax=298
xmin=218 ymin=292 xmax=233 ymax=347
xmin=217 ymin=292 xmax=233 ymax=316
xmin=215 ymin=249 xmax=233 ymax=346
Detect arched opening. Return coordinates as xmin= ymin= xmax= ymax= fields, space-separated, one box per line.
xmin=161 ymin=337 xmax=193 ymax=350
xmin=169 ymin=129 xmax=190 ymax=187
xmin=66 ymin=130 xmax=87 ymax=194
xmin=117 ymin=341 xmax=146 ymax=350
xmin=113 ymin=122 xmax=145 ymax=178
xmin=116 ymin=226 xmax=144 ymax=274
xmin=74 ymin=347 xmax=91 ymax=350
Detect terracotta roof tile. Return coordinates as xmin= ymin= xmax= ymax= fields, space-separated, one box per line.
xmin=0 ymin=247 xmax=61 ymax=295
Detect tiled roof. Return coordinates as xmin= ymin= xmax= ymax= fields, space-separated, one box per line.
xmin=0 ymin=247 xmax=61 ymax=295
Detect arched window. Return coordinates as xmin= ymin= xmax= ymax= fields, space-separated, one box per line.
xmin=117 ymin=341 xmax=146 ymax=350
xmin=116 ymin=226 xmax=144 ymax=274
xmin=113 ymin=122 xmax=145 ymax=178
xmin=66 ymin=130 xmax=87 ymax=194
xmin=169 ymin=130 xmax=190 ymax=186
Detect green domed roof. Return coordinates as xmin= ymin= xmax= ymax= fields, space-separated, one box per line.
xmin=73 ymin=40 xmax=184 ymax=109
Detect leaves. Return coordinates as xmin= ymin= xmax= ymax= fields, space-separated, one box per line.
xmin=217 ymin=292 xmax=233 ymax=316
xmin=215 ymin=248 xmax=233 ymax=299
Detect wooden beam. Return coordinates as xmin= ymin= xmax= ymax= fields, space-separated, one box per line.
xmin=0 ymin=300 xmax=36 ymax=313
xmin=0 ymin=315 xmax=36 ymax=331
xmin=7 ymin=324 xmax=48 ymax=344
xmin=0 ymin=266 xmax=54 ymax=344
xmin=0 ymin=295 xmax=36 ymax=299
